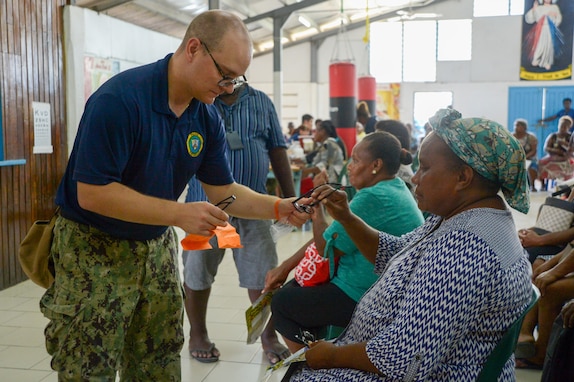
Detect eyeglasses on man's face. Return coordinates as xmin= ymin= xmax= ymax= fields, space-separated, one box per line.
xmin=200 ymin=41 xmax=248 ymax=89
xmin=292 ymin=183 xmax=342 ymax=214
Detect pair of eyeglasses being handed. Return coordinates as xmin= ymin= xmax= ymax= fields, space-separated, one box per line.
xmin=292 ymin=183 xmax=347 ymax=214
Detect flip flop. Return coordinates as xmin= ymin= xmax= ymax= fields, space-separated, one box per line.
xmin=515 ymin=358 xmax=543 ymax=370
xmin=515 ymin=341 xmax=536 ymax=359
xmin=190 ymin=342 xmax=220 ymax=363
xmin=264 ymin=348 xmax=291 ymax=365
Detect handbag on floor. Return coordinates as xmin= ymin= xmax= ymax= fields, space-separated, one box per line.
xmin=18 ymin=208 xmax=59 ymax=288
xmin=540 ymin=314 xmax=574 ymax=382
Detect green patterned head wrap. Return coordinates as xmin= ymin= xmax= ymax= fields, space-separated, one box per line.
xmin=428 ymin=108 xmax=530 ymax=214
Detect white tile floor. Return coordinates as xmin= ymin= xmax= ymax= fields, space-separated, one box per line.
xmin=0 ymin=191 xmax=549 ymax=381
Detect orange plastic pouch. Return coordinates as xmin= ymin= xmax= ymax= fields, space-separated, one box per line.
xmin=214 ymin=224 xmax=243 ymax=248
xmin=181 ymin=232 xmax=214 ymax=250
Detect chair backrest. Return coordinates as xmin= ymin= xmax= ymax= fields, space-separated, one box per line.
xmin=319 ymin=325 xmax=345 ymax=341
xmin=476 ymin=285 xmax=540 ymax=382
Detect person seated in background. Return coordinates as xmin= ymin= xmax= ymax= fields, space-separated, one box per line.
xmin=375 ymin=119 xmax=415 ymax=193
xmin=293 ymin=120 xmax=345 ymax=184
xmin=519 ymin=188 xmax=574 ymax=264
xmin=285 ymin=121 xmax=296 ymax=141
xmin=314 ymin=118 xmax=323 ymax=135
xmin=538 ymin=116 xmax=574 ymax=191
xmin=405 ymin=122 xmax=419 ymax=154
xmin=516 ymin=245 xmax=574 ymax=370
xmin=512 ymin=118 xmax=538 ymax=191
xmin=286 ymin=108 xmax=532 ymax=381
xmin=411 ymin=122 xmax=432 ymax=173
xmin=291 ymin=114 xmax=314 ymax=143
xmin=356 ymin=122 xmax=366 ymax=142
xmin=356 ymin=101 xmax=378 ymax=134
xmin=266 ymin=131 xmax=424 ymax=353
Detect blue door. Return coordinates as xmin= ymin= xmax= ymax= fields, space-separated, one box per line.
xmin=508 ymin=86 xmax=574 ymax=159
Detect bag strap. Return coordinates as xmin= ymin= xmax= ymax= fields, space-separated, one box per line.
xmin=52 ymin=206 xmax=61 ymax=220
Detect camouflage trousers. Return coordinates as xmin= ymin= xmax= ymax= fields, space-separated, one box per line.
xmin=40 ymin=216 xmax=184 ymax=381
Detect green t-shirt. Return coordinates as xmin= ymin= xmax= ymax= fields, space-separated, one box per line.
xmin=324 ymin=177 xmax=424 ymax=301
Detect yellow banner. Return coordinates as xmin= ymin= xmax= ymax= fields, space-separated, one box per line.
xmin=520 ymin=65 xmax=572 ymax=81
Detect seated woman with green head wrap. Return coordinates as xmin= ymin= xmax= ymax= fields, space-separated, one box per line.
xmin=287 ymin=108 xmax=532 ymax=382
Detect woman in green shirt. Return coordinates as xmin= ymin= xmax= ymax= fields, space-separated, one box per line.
xmin=265 ymin=132 xmax=424 ymax=353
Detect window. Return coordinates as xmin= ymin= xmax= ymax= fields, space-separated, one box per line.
xmin=413 ymin=91 xmax=453 ymax=137
xmin=370 ymin=22 xmax=403 ymax=83
xmin=473 ymin=0 xmax=524 ymax=17
xmin=370 ymin=19 xmax=472 ymax=83
xmin=438 ymin=20 xmax=472 ymax=61
xmin=403 ymin=21 xmax=436 ymax=82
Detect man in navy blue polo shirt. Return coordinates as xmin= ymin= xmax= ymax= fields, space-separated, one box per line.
xmin=39 ymin=10 xmax=307 ymax=381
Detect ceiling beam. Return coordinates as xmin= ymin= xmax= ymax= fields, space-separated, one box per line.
xmin=243 ymin=0 xmax=329 ymax=25
xmin=88 ymin=0 xmax=133 ymax=12
xmin=220 ymin=0 xmax=274 ymax=33
xmin=254 ymin=0 xmax=449 ymax=58
xmin=133 ymin=0 xmax=193 ymax=25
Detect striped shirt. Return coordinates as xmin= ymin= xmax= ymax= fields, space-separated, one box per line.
xmin=186 ymin=85 xmax=287 ymax=202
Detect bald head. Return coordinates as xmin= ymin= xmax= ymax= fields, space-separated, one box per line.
xmin=179 ymin=10 xmax=252 ymax=55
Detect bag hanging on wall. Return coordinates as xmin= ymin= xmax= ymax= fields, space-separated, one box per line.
xmin=294 ymin=242 xmax=331 ymax=287
xmin=18 ymin=208 xmax=59 ymax=289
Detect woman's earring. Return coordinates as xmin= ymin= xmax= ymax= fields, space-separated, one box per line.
xmin=372 ymin=169 xmax=377 ymax=175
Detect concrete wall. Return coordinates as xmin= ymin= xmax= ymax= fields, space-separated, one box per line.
xmin=64 ymin=1 xmax=574 ymax=136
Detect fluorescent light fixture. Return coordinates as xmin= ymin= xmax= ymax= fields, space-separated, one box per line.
xmin=291 ymin=27 xmax=318 ymax=40
xmin=258 ymin=37 xmax=290 ymax=51
xmin=350 ymin=8 xmax=384 ymax=21
xmin=181 ymin=2 xmax=201 ymax=11
xmin=350 ymin=12 xmax=368 ymax=21
xmin=298 ymin=15 xmax=312 ymax=28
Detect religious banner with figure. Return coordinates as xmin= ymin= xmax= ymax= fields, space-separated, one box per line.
xmin=520 ymin=0 xmax=574 ymax=81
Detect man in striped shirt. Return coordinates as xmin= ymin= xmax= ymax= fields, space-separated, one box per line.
xmin=183 ymin=83 xmax=296 ymax=364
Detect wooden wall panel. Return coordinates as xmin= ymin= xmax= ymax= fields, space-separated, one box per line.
xmin=0 ymin=0 xmax=69 ymax=290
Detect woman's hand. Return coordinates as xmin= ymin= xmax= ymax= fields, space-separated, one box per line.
xmin=314 ymin=188 xmax=352 ymax=223
xmin=518 ymin=229 xmax=542 ymax=247
xmin=534 ymin=270 xmax=560 ymax=296
xmin=263 ymin=265 xmax=289 ymax=293
xmin=305 ymin=341 xmax=336 ymax=369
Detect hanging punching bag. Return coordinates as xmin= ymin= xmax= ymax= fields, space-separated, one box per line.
xmin=358 ymin=75 xmax=376 ymax=117
xmin=329 ymin=61 xmax=356 ymax=156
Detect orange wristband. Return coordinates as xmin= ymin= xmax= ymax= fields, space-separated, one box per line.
xmin=274 ymin=199 xmax=281 ymax=221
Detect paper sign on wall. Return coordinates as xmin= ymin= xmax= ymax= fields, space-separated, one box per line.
xmin=32 ymin=102 xmax=53 ymax=154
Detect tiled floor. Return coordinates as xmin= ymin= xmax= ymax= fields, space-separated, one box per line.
xmin=0 ymin=192 xmax=548 ymax=381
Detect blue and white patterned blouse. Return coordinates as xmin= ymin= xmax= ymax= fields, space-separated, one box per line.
xmin=291 ymin=208 xmax=532 ymax=382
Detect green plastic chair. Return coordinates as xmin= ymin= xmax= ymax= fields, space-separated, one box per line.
xmin=319 ymin=325 xmax=345 ymax=340
xmin=476 ymin=285 xmax=540 ymax=382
